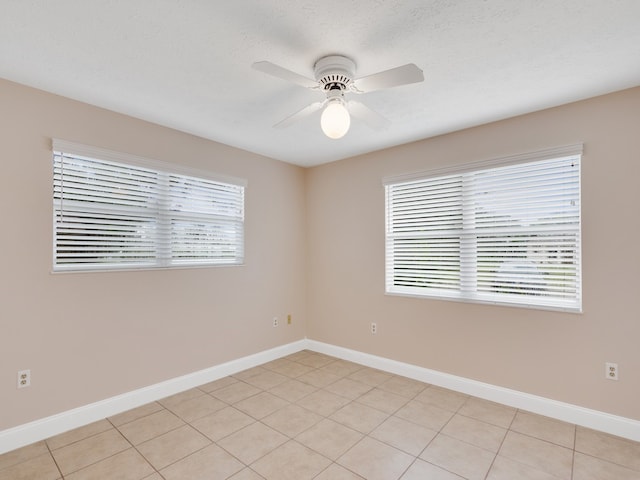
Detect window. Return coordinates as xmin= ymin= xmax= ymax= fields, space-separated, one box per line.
xmin=53 ymin=140 xmax=245 ymax=272
xmin=384 ymin=145 xmax=582 ymax=312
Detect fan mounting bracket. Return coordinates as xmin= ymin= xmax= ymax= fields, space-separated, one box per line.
xmin=314 ymin=55 xmax=356 ymax=92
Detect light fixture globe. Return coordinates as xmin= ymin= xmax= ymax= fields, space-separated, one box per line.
xmin=320 ymin=99 xmax=350 ymax=139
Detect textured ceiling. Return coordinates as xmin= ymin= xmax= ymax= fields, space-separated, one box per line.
xmin=1 ymin=1 xmax=640 ymax=167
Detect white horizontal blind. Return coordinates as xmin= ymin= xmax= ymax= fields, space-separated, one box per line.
xmin=385 ymin=152 xmax=581 ymax=311
xmin=385 ymin=174 xmax=464 ymax=292
xmin=166 ymin=172 xmax=244 ymax=266
xmin=53 ymin=147 xmax=244 ymax=272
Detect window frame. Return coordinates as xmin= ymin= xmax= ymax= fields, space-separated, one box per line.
xmin=384 ymin=144 xmax=582 ymax=313
xmin=52 ymin=139 xmax=246 ymax=273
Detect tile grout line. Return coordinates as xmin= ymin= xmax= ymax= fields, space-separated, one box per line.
xmin=410 ymin=388 xmax=474 ymax=480
xmin=317 ymin=373 xmax=407 ymax=478
xmin=47 ymin=425 xmax=133 ymax=479
xmin=109 ymin=400 xmax=230 ymax=479
xmin=106 ymin=416 xmax=161 ymax=480
xmin=480 ymin=406 xmax=519 ymax=480
xmin=571 ymin=420 xmax=578 ymax=480
xmin=242 ymin=357 xmax=356 ymax=472
xmin=366 ymin=379 xmax=429 ymax=480
xmin=198 ymin=356 xmax=332 ymax=474
xmin=303 ymin=354 xmax=476 ymax=479
xmin=282 ymin=354 xmax=381 ymax=479
xmin=44 ymin=440 xmax=64 ymax=480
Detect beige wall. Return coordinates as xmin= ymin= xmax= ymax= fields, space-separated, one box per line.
xmin=0 ymin=79 xmax=307 ymax=430
xmin=306 ymin=87 xmax=640 ymax=421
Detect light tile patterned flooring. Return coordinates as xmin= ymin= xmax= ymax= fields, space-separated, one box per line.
xmin=2 ymin=350 xmax=640 ymax=480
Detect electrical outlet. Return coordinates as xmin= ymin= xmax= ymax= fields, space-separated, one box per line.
xmin=273 ymin=317 xmax=278 ymax=327
xmin=287 ymin=314 xmax=292 ymax=325
xmin=371 ymin=322 xmax=377 ymax=334
xmin=17 ymin=369 xmax=31 ymax=389
xmin=605 ymin=362 xmax=618 ymax=381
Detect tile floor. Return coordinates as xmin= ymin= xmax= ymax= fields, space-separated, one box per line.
xmin=1 ymin=350 xmax=640 ymax=480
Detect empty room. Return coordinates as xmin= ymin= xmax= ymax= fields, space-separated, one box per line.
xmin=1 ymin=1 xmax=639 ymax=479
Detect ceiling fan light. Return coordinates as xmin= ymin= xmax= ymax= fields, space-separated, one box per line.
xmin=320 ymin=100 xmax=350 ymax=139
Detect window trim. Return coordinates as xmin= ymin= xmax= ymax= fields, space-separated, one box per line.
xmin=52 ymin=140 xmax=247 ymax=188
xmin=382 ymin=144 xmax=582 ymax=186
xmin=383 ymin=144 xmax=583 ymax=313
xmin=52 ymin=139 xmax=247 ymax=273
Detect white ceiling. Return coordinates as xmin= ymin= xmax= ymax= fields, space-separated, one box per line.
xmin=2 ymin=1 xmax=640 ymax=167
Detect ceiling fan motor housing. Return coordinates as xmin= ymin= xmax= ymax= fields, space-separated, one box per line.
xmin=314 ymin=55 xmax=356 ymax=92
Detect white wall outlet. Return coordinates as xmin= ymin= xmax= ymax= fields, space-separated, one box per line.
xmin=273 ymin=317 xmax=278 ymax=327
xmin=17 ymin=369 xmax=31 ymax=389
xmin=605 ymin=362 xmax=618 ymax=381
xmin=371 ymin=322 xmax=377 ymax=334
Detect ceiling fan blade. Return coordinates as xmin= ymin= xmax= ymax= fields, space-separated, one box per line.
xmin=274 ymin=101 xmax=324 ymax=128
xmin=352 ymin=64 xmax=424 ymax=93
xmin=252 ymin=61 xmax=319 ymax=90
xmin=347 ymin=101 xmax=390 ymax=131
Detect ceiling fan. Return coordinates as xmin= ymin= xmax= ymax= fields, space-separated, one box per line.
xmin=252 ymin=55 xmax=424 ymax=139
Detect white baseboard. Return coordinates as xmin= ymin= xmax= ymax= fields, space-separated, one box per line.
xmin=2 ymin=337 xmax=639 ymax=455
xmin=0 ymin=340 xmax=306 ymax=455
xmin=306 ymin=340 xmax=640 ymax=442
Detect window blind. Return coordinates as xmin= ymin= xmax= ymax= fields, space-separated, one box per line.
xmin=53 ymin=143 xmax=245 ymax=272
xmin=385 ymin=149 xmax=581 ymax=311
